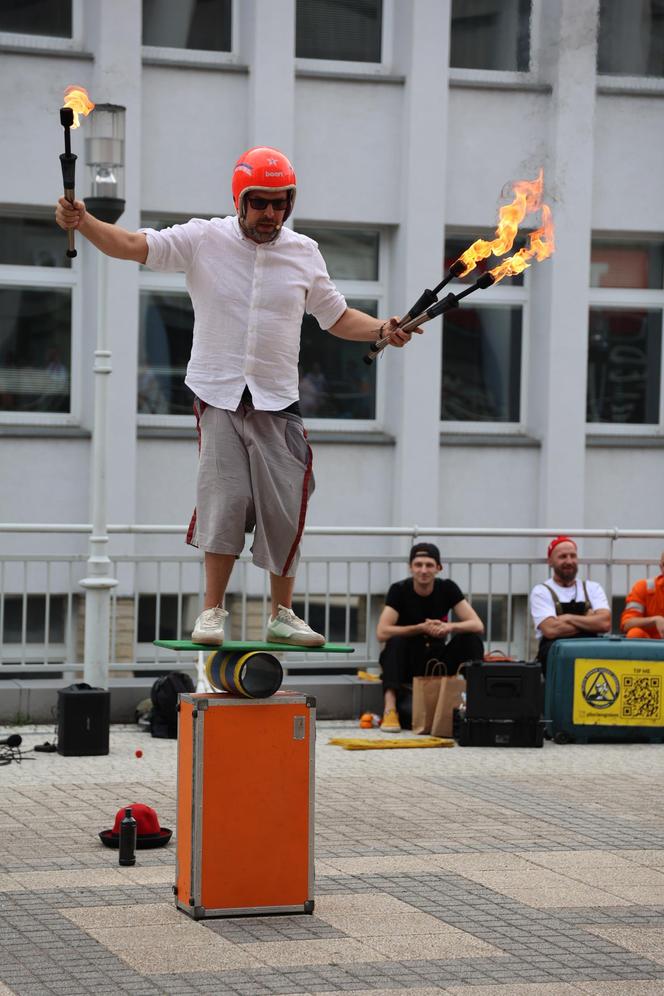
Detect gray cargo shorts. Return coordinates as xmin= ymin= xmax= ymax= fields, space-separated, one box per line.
xmin=186 ymin=397 xmax=315 ymax=577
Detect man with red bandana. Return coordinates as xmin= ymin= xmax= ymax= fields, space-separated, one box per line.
xmin=620 ymin=552 xmax=664 ymax=639
xmin=529 ymin=536 xmax=611 ymax=673
xmin=56 ymin=146 xmax=418 ymax=647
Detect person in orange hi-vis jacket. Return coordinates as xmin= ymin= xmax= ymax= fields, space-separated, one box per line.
xmin=621 ymin=552 xmax=664 ymax=639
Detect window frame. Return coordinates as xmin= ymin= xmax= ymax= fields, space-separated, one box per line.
xmin=586 ymin=285 xmax=664 ymax=437
xmin=294 ymin=0 xmax=395 ymax=77
xmin=141 ymin=0 xmax=239 ymax=66
xmin=439 ymin=235 xmax=530 ymax=433
xmin=0 ymin=0 xmax=83 ymax=51
xmin=294 ymin=223 xmax=388 ymax=432
xmin=0 ymin=248 xmax=82 ymax=427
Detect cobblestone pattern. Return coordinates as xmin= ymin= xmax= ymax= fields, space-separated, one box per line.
xmin=3 ymin=725 xmax=664 ymax=994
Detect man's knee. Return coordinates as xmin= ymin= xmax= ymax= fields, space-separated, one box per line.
xmin=626 ymin=626 xmax=657 ymax=639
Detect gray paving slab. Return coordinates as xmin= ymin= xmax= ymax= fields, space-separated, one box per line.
xmin=2 ymin=722 xmax=664 ymax=994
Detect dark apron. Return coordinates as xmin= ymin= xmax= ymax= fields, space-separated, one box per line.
xmin=537 ymin=581 xmax=595 ymax=674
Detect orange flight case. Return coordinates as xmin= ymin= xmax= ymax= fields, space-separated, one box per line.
xmin=175 ymin=690 xmax=316 ymax=919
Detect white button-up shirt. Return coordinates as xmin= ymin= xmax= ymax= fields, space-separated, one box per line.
xmin=141 ymin=216 xmax=347 ymax=410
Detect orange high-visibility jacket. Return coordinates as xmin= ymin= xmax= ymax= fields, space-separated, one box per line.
xmin=621 ymin=574 xmax=664 ymax=635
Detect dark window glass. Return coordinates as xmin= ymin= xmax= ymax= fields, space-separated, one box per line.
xmin=0 ymin=215 xmax=72 ymax=268
xmin=442 ymin=306 xmax=522 ymax=421
xmin=138 ymin=291 xmax=194 ymax=415
xmin=292 ymin=600 xmax=359 ymax=642
xmin=296 ymin=0 xmax=382 ymax=62
xmin=450 ymin=0 xmax=531 ymax=72
xmin=2 ymin=595 xmax=66 ymax=644
xmin=0 ymin=288 xmax=71 ymax=413
xmin=470 ymin=595 xmax=508 ymax=642
xmin=297 ymin=227 xmax=379 ymax=281
xmin=445 ymin=235 xmax=525 ymax=288
xmin=598 ymin=0 xmax=664 ymax=76
xmin=590 ymin=241 xmax=664 ymax=289
xmin=0 ymin=0 xmax=71 ymax=36
xmin=587 ymin=308 xmax=662 ymax=423
xmin=137 ymin=594 xmax=180 ymax=642
xmin=142 ymin=0 xmax=232 ymax=52
xmin=299 ymin=298 xmax=377 ymax=419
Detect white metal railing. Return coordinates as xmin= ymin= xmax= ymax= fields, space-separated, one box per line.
xmin=1 ymin=524 xmax=663 ymax=673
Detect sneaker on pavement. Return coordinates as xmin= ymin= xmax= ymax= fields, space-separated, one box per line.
xmin=266 ymin=605 xmax=325 ymax=647
xmin=380 ymin=708 xmax=401 ymax=733
xmin=191 ymin=606 xmax=228 ymax=646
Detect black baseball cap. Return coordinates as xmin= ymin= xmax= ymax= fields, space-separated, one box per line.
xmin=409 ymin=543 xmax=441 ymax=566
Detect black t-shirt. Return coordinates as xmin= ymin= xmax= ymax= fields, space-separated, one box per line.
xmin=385 ymin=578 xmax=465 ymax=626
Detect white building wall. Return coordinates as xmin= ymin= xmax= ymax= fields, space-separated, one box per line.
xmin=2 ymin=0 xmax=664 ymax=591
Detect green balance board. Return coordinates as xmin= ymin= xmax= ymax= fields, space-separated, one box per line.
xmin=154 ymin=639 xmax=354 ymax=654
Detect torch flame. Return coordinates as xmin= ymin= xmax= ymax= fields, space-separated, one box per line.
xmin=488 ymin=203 xmax=555 ymax=284
xmin=63 ymin=85 xmax=95 ymax=128
xmin=455 ymin=169 xmax=544 ymax=278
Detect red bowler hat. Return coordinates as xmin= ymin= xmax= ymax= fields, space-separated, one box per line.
xmin=99 ymin=803 xmax=172 ymax=849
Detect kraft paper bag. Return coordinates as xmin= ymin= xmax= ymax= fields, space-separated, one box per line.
xmin=412 ymin=660 xmax=446 ymax=735
xmin=430 ymin=673 xmax=466 ymax=739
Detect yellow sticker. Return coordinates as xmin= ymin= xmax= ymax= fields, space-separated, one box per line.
xmin=573 ymin=658 xmax=664 ymax=726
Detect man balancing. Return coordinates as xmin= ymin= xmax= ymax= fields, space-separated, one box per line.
xmin=56 ymin=146 xmax=418 ymax=647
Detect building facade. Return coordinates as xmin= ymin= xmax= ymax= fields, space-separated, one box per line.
xmin=1 ymin=0 xmax=664 ymax=659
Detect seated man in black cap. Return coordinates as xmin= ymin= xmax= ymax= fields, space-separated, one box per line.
xmin=376 ymin=543 xmax=484 ymax=731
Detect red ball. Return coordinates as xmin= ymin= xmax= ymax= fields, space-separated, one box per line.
xmin=135 ymin=749 xmax=143 ymax=758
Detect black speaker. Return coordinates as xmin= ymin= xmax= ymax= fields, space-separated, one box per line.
xmin=465 ymin=662 xmax=543 ymax=720
xmin=57 ymin=683 xmax=110 ymax=756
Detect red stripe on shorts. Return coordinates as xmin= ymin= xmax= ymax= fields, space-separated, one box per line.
xmin=186 ymin=398 xmax=208 ymax=548
xmin=281 ymin=441 xmax=313 ymax=576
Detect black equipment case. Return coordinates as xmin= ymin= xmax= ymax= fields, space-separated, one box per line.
xmin=455 ymin=660 xmax=545 ymax=748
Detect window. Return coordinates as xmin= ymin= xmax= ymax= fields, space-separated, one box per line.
xmin=598 ymin=0 xmax=664 ymax=76
xmin=587 ymin=308 xmax=661 ymax=424
xmin=296 ymin=0 xmax=382 ymax=63
xmin=1 ymin=594 xmax=66 ymax=645
xmin=450 ymin=0 xmax=531 ymax=72
xmin=296 ymin=226 xmax=383 ymax=422
xmin=138 ymin=214 xmax=211 ymax=421
xmin=587 ymin=239 xmax=664 ymax=428
xmin=142 ymin=0 xmax=232 ymax=52
xmin=138 ymin=291 xmax=194 ymax=415
xmin=0 ymin=0 xmax=71 ymax=37
xmin=0 ymin=213 xmax=76 ymax=419
xmin=441 ymin=234 xmax=527 ymax=425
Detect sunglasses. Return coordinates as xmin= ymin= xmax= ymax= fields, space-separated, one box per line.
xmin=246 ymin=195 xmax=289 ymax=211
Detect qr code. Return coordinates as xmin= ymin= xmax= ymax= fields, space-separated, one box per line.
xmin=622 ymin=675 xmax=661 ymax=719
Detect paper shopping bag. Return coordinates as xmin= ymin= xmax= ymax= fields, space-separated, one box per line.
xmin=430 ymin=673 xmax=466 ymax=739
xmin=412 ymin=660 xmax=445 ymax=735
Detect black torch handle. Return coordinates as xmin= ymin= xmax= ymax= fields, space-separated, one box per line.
xmin=362 ymin=287 xmax=439 ymax=366
xmin=60 ymin=151 xmax=78 ymax=259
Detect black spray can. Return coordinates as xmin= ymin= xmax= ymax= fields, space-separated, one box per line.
xmin=118 ymin=806 xmax=137 ymax=866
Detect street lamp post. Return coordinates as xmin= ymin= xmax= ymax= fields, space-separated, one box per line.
xmin=79 ymin=103 xmax=126 ymax=689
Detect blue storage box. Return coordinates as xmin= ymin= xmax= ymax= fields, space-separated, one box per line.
xmin=545 ymin=636 xmax=664 ymax=744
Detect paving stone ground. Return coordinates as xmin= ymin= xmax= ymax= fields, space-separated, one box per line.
xmin=2 ymin=721 xmax=664 ymax=995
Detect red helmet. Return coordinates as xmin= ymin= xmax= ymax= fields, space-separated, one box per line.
xmin=232 ymin=146 xmax=297 ymax=221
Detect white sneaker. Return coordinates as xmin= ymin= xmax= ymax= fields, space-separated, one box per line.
xmin=191 ymin=606 xmax=228 ymax=646
xmin=266 ymin=605 xmax=325 ymax=647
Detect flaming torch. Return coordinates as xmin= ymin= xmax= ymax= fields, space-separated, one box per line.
xmin=59 ymin=85 xmax=95 ymax=258
xmin=363 ymin=170 xmax=553 ymax=363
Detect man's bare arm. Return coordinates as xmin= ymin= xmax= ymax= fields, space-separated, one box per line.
xmin=55 ymin=197 xmax=148 ymax=263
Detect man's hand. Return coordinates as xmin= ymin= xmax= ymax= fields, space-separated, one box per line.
xmin=421 ymin=618 xmax=452 ymax=639
xmin=382 ymin=316 xmax=423 ymax=348
xmin=56 ymin=196 xmax=87 ymax=231
xmin=655 ymin=616 xmax=664 ymax=637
